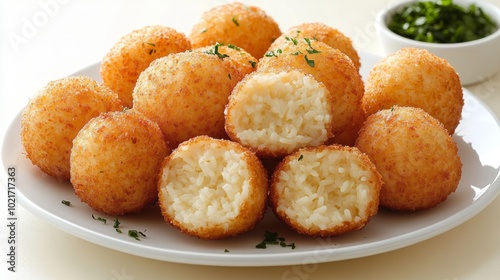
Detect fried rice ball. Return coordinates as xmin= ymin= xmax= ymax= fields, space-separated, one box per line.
xmin=189 ymin=2 xmax=281 ymax=58
xmin=270 ymin=22 xmax=361 ymax=70
xmin=194 ymin=43 xmax=258 ymax=83
xmin=158 ymin=136 xmax=268 ymax=239
xmin=20 ymin=76 xmax=123 ymax=181
xmin=70 ymin=110 xmax=170 ymax=216
xmin=225 ymin=68 xmax=334 ymax=158
xmin=355 ymin=106 xmax=462 ymax=212
xmin=269 ymin=145 xmax=382 ymax=237
xmin=100 ymin=25 xmax=191 ymax=107
xmin=327 ymin=103 xmax=367 ymax=147
xmin=133 ymin=51 xmax=235 ymax=147
xmin=362 ymin=47 xmax=463 ymax=134
xmin=258 ymin=39 xmax=364 ymax=136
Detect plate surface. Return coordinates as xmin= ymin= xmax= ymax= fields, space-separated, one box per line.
xmin=2 ymin=52 xmax=500 ymax=266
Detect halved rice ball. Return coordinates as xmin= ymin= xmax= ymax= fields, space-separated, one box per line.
xmin=225 ymin=68 xmax=334 ymax=158
xmin=355 ymin=106 xmax=462 ymax=211
xmin=269 ymin=145 xmax=382 ymax=237
xmin=100 ymin=25 xmax=191 ymax=107
xmin=71 ymin=109 xmax=170 ymax=215
xmin=158 ymin=136 xmax=268 ymax=239
xmin=258 ymin=39 xmax=364 ymax=136
xmin=21 ymin=76 xmax=123 ymax=181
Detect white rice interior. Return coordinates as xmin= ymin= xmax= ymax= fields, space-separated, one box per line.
xmin=275 ymin=149 xmax=376 ymax=231
xmin=159 ymin=140 xmax=251 ymax=230
xmin=227 ymin=70 xmax=332 ymax=154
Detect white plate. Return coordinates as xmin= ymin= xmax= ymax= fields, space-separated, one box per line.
xmin=2 ymin=52 xmax=500 ymax=267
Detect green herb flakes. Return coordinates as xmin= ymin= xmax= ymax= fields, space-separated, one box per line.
xmin=128 ymin=229 xmax=147 ymax=241
xmin=232 ymin=15 xmax=240 ymax=26
xmin=61 ymin=200 xmax=71 ymax=206
xmin=255 ymin=231 xmax=296 ymax=249
xmin=92 ymin=214 xmax=106 ymax=224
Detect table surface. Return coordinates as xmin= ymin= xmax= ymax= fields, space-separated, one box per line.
xmin=1 ymin=0 xmax=500 ymax=279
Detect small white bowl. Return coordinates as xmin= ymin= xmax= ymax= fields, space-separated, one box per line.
xmin=376 ymin=0 xmax=500 ymax=85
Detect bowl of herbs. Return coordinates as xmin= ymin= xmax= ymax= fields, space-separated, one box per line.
xmin=376 ymin=0 xmax=500 ymax=85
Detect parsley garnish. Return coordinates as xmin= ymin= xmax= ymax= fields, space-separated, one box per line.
xmin=205 ymin=43 xmax=229 ymax=59
xmin=265 ymin=49 xmax=282 ymax=57
xmin=224 ymin=249 xmax=230 ymax=253
xmin=92 ymin=214 xmax=107 ymax=224
xmin=61 ymin=200 xmax=71 ymax=206
xmin=249 ymin=60 xmax=256 ymax=68
xmin=256 ymin=231 xmax=296 ymax=249
xmin=113 ymin=217 xmax=121 ymax=229
xmin=128 ymin=229 xmax=147 ymax=241
xmin=298 ymin=154 xmax=304 ymax=161
xmin=304 ymin=55 xmax=315 ymax=67
xmin=285 ymin=36 xmax=298 ymax=45
xmin=227 ymin=44 xmax=241 ymax=51
xmin=232 ymin=15 xmax=239 ymax=26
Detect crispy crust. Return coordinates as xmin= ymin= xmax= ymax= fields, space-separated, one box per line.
xmin=355 ymin=106 xmax=462 ymax=211
xmin=132 ymin=51 xmax=234 ymax=148
xmin=20 ymin=76 xmax=123 ymax=181
xmin=189 ymin=2 xmax=281 ymax=58
xmin=100 ymin=25 xmax=191 ymax=107
xmin=70 ymin=110 xmax=170 ymax=215
xmin=270 ymin=22 xmax=361 ymax=70
xmin=362 ymin=47 xmax=463 ymax=134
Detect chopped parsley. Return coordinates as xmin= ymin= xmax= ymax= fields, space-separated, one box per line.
xmin=113 ymin=217 xmax=121 ymax=229
xmin=304 ymin=38 xmax=321 ymax=54
xmin=128 ymin=229 xmax=147 ymax=241
xmin=61 ymin=200 xmax=71 ymax=206
xmin=285 ymin=36 xmax=298 ymax=45
xmin=255 ymin=231 xmax=296 ymax=249
xmin=298 ymin=154 xmax=304 ymax=161
xmin=145 ymin=42 xmax=157 ymax=55
xmin=227 ymin=43 xmax=241 ymax=51
xmin=304 ymin=55 xmax=315 ymax=67
xmin=205 ymin=43 xmax=229 ymax=59
xmin=92 ymin=214 xmax=107 ymax=224
xmin=249 ymin=60 xmax=257 ymax=68
xmin=388 ymin=0 xmax=498 ymax=43
xmin=265 ymin=49 xmax=282 ymax=57
xmin=224 ymin=249 xmax=230 ymax=253
xmin=232 ymin=15 xmax=240 ymax=26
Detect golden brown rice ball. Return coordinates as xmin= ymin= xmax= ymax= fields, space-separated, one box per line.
xmin=71 ymin=110 xmax=170 ymax=216
xmin=100 ymin=25 xmax=191 ymax=107
xmin=195 ymin=43 xmax=258 ymax=83
xmin=133 ymin=51 xmax=235 ymax=148
xmin=362 ymin=47 xmax=463 ymax=134
xmin=327 ymin=103 xmax=367 ymax=147
xmin=355 ymin=106 xmax=462 ymax=211
xmin=270 ymin=22 xmax=361 ymax=70
xmin=189 ymin=2 xmax=281 ymax=58
xmin=225 ymin=68 xmax=334 ymax=158
xmin=258 ymin=39 xmax=364 ymax=136
xmin=269 ymin=145 xmax=382 ymax=237
xmin=158 ymin=136 xmax=268 ymax=239
xmin=20 ymin=76 xmax=123 ymax=181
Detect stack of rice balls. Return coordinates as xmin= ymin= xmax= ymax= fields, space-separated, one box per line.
xmin=20 ymin=2 xmax=463 ymax=241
